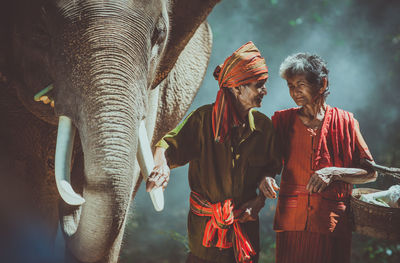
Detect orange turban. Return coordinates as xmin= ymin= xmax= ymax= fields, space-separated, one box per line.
xmin=212 ymin=41 xmax=268 ymax=143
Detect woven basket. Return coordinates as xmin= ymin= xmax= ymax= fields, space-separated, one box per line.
xmin=350 ymin=188 xmax=400 ymax=241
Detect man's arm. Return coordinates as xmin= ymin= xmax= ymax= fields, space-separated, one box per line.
xmin=146 ymin=109 xmax=202 ymax=192
xmin=236 ymin=193 xmax=266 ymax=223
xmin=236 ymin=173 xmax=279 ymax=223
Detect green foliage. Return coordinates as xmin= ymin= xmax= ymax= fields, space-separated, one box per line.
xmin=270 ymin=0 xmax=278 ymax=6
xmin=312 ymin=12 xmax=323 ymax=23
xmin=352 ymin=234 xmax=400 ymax=263
xmin=158 ymin=230 xmax=189 ymax=252
xmin=289 ymin=17 xmax=303 ymax=27
xmin=259 ymin=234 xmax=276 ymax=263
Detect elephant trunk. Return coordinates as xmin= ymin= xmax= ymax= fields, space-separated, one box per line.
xmin=53 ymin=5 xmax=151 ymax=261
xmin=62 ymin=80 xmax=146 ymax=262
xmin=66 ymin=96 xmax=142 ymax=262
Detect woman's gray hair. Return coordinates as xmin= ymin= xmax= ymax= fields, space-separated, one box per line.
xmin=279 ymin=52 xmax=330 ymax=99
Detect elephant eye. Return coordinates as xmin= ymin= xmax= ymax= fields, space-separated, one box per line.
xmin=151 ymin=19 xmax=167 ymax=47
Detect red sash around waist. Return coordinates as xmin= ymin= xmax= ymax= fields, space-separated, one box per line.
xmin=189 ymin=191 xmax=256 ymax=263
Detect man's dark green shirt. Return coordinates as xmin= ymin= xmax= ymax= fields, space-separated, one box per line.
xmin=156 ymin=104 xmax=281 ymax=262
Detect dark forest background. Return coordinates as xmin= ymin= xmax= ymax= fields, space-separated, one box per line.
xmin=121 ymin=0 xmax=400 ymax=262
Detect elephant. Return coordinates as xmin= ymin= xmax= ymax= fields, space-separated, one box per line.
xmin=0 ymin=0 xmax=221 ymax=262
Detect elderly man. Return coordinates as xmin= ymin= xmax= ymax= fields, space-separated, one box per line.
xmin=146 ymin=41 xmax=281 ymax=263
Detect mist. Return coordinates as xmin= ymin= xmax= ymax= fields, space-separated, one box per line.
xmin=124 ymin=0 xmax=400 ymax=262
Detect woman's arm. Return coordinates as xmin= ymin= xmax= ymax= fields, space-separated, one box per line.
xmin=307 ymin=119 xmax=377 ymax=193
xmin=328 ymin=166 xmax=377 ymax=184
xmin=306 ymin=166 xmax=377 ymax=193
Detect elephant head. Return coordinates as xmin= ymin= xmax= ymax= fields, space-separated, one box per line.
xmin=0 ymin=0 xmax=219 ymax=262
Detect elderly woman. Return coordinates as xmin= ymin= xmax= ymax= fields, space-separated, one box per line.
xmin=259 ymin=53 xmax=377 ymax=263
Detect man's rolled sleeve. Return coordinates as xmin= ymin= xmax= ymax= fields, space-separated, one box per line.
xmin=155 ymin=138 xmax=170 ymax=150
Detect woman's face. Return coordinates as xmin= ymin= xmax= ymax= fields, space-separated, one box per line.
xmin=286 ymin=74 xmax=315 ymax=107
xmin=236 ymin=79 xmax=268 ymax=110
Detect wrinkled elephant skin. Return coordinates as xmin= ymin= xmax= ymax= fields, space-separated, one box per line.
xmin=0 ymin=0 xmax=219 ymax=262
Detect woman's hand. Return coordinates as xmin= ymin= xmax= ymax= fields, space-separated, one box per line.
xmin=235 ymin=195 xmax=266 ymax=223
xmin=259 ymin=176 xmax=280 ymax=199
xmin=307 ymin=167 xmax=336 ymax=193
xmin=146 ymin=147 xmax=170 ymax=192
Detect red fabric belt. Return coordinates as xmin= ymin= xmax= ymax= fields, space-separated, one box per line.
xmin=189 ymin=191 xmax=256 ymax=263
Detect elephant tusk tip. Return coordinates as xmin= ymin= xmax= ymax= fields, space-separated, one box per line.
xmin=55 ymin=116 xmax=83 ymax=206
xmin=149 ymin=187 xmax=164 ymax=212
xmin=58 ymin=180 xmax=86 ymax=206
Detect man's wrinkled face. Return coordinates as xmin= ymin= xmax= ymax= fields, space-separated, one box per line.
xmin=286 ymin=74 xmax=314 ymax=107
xmin=237 ymin=79 xmax=267 ymax=110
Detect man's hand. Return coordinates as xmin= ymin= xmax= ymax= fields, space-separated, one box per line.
xmin=146 ymin=147 xmax=170 ymax=192
xmin=306 ymin=167 xmax=336 ymax=193
xmin=235 ymin=195 xmax=266 ymax=223
xmin=259 ymin=176 xmax=279 ymax=199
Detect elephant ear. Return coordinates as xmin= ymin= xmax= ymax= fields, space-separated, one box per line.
xmin=151 ymin=21 xmax=212 ymax=146
xmin=130 ymin=21 xmax=212 ymax=198
xmin=151 ymin=0 xmax=220 ymax=88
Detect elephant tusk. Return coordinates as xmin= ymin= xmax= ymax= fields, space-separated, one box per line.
xmin=55 ymin=116 xmax=85 ymax=206
xmin=137 ymin=120 xmax=164 ymax=212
